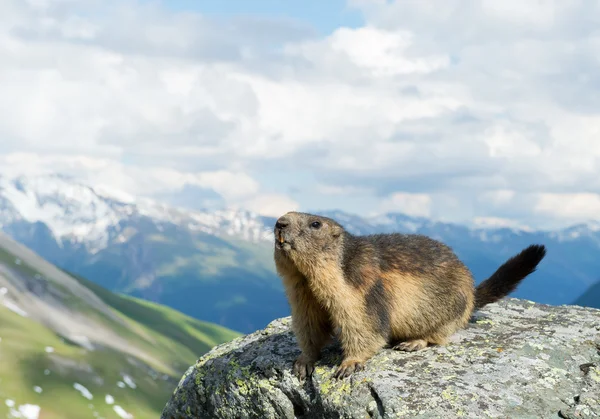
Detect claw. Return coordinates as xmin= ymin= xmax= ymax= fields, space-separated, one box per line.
xmin=333 ymin=359 xmax=364 ymax=379
xmin=293 ymin=356 xmax=315 ymax=381
xmin=393 ymin=339 xmax=428 ymax=352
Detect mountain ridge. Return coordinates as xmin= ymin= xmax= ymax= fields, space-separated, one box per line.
xmin=3 ymin=173 xmax=600 ymax=249
xmin=1 ymin=173 xmax=599 ymax=334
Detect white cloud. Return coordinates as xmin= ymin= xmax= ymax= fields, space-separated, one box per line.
xmin=472 ymin=216 xmax=532 ymax=231
xmin=483 ymin=124 xmax=543 ymax=159
xmin=480 ymin=190 xmax=516 ymax=206
xmin=241 ymin=193 xmax=299 ymax=218
xmin=1 ymin=0 xmax=600 ymax=227
xmin=378 ymin=192 xmax=432 ymax=217
xmin=315 ymin=184 xmax=371 ymax=196
xmin=0 ymin=153 xmax=264 ymax=210
xmin=534 ymin=193 xmax=600 ymax=221
xmin=286 ymin=26 xmax=450 ymax=77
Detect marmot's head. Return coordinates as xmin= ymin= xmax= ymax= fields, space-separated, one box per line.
xmin=273 ymin=211 xmax=345 ymax=264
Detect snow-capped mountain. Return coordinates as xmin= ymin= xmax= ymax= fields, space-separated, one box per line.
xmin=1 ymin=173 xmax=599 ymax=333
xmin=0 ymin=173 xmax=288 ymax=333
xmin=0 ymin=174 xmax=273 ymax=253
xmin=2 ymin=173 xmax=597 ymax=252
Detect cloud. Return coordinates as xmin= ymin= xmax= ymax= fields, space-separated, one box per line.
xmin=284 ymin=26 xmax=450 ymax=78
xmin=0 ymin=153 xmax=283 ymax=214
xmin=241 ymin=193 xmax=299 ymax=218
xmin=378 ymin=192 xmax=432 ymax=217
xmin=472 ymin=216 xmax=533 ymax=231
xmin=1 ymin=0 xmax=600 ymax=227
xmin=315 ymin=184 xmax=371 ymax=196
xmin=534 ymin=193 xmax=600 ymax=222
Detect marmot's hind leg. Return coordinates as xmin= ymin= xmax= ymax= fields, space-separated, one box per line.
xmin=392 ymin=339 xmax=428 ymax=352
xmin=391 ymin=325 xmax=454 ymax=352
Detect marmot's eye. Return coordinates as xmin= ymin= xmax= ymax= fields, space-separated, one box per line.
xmin=310 ymin=221 xmax=322 ymax=229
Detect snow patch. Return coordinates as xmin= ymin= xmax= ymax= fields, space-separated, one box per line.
xmin=93 ymin=184 xmax=136 ymax=204
xmin=0 ymin=175 xmax=122 ymax=251
xmin=587 ymin=221 xmax=600 ymax=232
xmin=8 ymin=403 xmax=40 ymax=419
xmin=113 ymin=405 xmax=133 ymax=419
xmin=69 ymin=335 xmax=94 ymax=351
xmin=105 ymin=395 xmax=114 ymax=405
xmin=6 ymin=399 xmax=15 ymax=407
xmin=400 ymin=221 xmax=421 ymax=232
xmin=73 ymin=383 xmax=93 ymax=400
xmin=116 ymin=381 xmax=126 ymax=388
xmin=0 ymin=288 xmax=27 ymax=317
xmin=44 ymin=346 xmax=54 ymax=353
xmin=3 ymin=300 xmax=28 ymax=317
xmin=122 ymin=374 xmax=136 ymax=389
xmin=33 ymin=386 xmax=42 ymax=393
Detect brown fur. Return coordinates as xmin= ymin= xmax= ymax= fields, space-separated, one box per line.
xmin=273 ymin=211 xmax=546 ymax=379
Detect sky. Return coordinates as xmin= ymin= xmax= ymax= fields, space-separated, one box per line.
xmin=1 ymin=0 xmax=600 ymax=230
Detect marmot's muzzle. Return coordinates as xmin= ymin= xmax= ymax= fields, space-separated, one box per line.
xmin=275 ymin=228 xmax=285 ymax=244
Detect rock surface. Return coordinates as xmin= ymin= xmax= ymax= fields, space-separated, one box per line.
xmin=161 ymin=299 xmax=600 ymax=418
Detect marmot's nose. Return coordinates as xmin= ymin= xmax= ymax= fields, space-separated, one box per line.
xmin=275 ymin=217 xmax=290 ymax=230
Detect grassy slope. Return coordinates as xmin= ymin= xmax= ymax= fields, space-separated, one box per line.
xmin=69 ymin=271 xmax=240 ymax=368
xmin=0 ymin=246 xmax=240 ymax=419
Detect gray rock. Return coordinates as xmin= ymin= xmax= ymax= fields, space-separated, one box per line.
xmin=161 ymin=298 xmax=600 ymax=418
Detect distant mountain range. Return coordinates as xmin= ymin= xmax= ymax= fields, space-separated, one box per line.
xmin=1 ymin=173 xmax=599 ymax=334
xmin=0 ymin=174 xmax=286 ymax=334
xmin=0 ymin=229 xmax=238 ymax=419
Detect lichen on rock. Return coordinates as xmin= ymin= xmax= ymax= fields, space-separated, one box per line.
xmin=161 ymin=299 xmax=600 ymax=418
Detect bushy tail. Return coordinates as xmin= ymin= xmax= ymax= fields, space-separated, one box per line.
xmin=474 ymin=244 xmax=546 ymax=310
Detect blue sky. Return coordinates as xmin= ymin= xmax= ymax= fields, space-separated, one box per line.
xmin=1 ymin=0 xmax=600 ymax=230
xmin=162 ymin=0 xmax=364 ymax=34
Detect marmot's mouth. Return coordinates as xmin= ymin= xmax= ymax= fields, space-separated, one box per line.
xmin=275 ymin=229 xmax=286 ymax=244
xmin=275 ymin=239 xmax=293 ymax=251
xmin=274 ymin=229 xmax=294 ymax=250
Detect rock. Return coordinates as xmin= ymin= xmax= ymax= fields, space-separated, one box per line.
xmin=161 ymin=298 xmax=600 ymax=418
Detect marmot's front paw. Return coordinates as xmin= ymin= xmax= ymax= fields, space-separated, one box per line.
xmin=333 ymin=359 xmax=364 ymax=379
xmin=293 ymin=355 xmax=315 ymax=380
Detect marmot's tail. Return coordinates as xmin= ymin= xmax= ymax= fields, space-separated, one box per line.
xmin=474 ymin=244 xmax=546 ymax=310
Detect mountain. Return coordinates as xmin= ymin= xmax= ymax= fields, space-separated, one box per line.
xmin=1 ymin=173 xmax=599 ymax=335
xmin=0 ymin=174 xmax=288 ymax=334
xmin=0 ymin=230 xmax=239 ymax=419
xmin=573 ymin=280 xmax=600 ymax=308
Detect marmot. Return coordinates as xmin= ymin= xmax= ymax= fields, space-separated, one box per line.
xmin=273 ymin=211 xmax=546 ymax=380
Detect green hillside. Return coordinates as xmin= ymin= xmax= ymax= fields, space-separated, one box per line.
xmin=0 ymin=236 xmax=240 ymax=419
xmin=68 ymin=271 xmax=241 ymax=367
